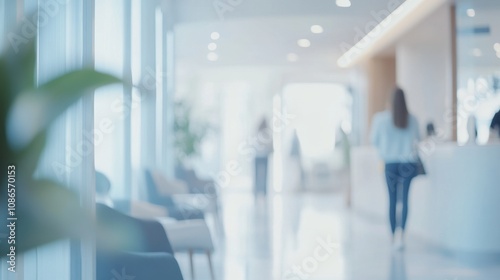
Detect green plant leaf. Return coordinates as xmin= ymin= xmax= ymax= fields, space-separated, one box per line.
xmin=1 ymin=179 xmax=89 ymax=254
xmin=36 ymin=68 xmax=121 ymax=117
xmin=0 ymin=58 xmax=13 ymax=172
xmin=7 ymin=69 xmax=120 ymax=150
xmin=18 ymin=40 xmax=37 ymax=91
xmin=16 ymin=131 xmax=47 ymax=179
xmin=1 ymin=38 xmax=36 ymax=169
xmin=2 ymin=38 xmax=37 ymax=93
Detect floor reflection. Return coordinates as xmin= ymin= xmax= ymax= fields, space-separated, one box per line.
xmin=389 ymin=251 xmax=407 ymax=280
xmin=174 ymin=192 xmax=500 ymax=280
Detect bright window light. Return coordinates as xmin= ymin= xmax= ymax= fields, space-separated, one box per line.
xmin=336 ymin=0 xmax=351 ymax=8
xmin=208 ymin=42 xmax=217 ymax=51
xmin=311 ymin=25 xmax=324 ymax=34
xmin=287 ymin=53 xmax=299 ymax=62
xmin=210 ymin=32 xmax=220 ymax=40
xmin=297 ymin=39 xmax=311 ymax=48
xmin=494 ymin=43 xmax=500 ymax=52
xmin=207 ymin=52 xmax=218 ymax=61
xmin=283 ymin=83 xmax=351 ymax=160
xmin=466 ymin=8 xmax=475 ymax=17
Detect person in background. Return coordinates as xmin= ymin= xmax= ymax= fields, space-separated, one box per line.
xmin=254 ymin=118 xmax=273 ymax=197
xmin=290 ymin=129 xmax=305 ymax=189
xmin=370 ymin=87 xmax=421 ymax=250
xmin=489 ymin=109 xmax=500 ymax=140
xmin=426 ymin=122 xmax=435 ymax=138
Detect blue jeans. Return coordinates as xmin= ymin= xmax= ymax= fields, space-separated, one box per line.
xmin=384 ymin=162 xmax=418 ymax=234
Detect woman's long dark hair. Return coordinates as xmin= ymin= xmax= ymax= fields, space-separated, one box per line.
xmin=392 ymin=87 xmax=409 ymax=129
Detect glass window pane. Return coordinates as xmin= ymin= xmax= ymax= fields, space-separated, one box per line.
xmin=94 ymin=0 xmax=126 ymax=198
xmin=456 ymin=0 xmax=500 ymax=144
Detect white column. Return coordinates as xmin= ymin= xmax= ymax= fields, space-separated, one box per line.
xmin=162 ymin=0 xmax=176 ymax=177
xmin=140 ymin=0 xmax=157 ymax=170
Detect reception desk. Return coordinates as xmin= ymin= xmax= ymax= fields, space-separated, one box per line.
xmin=351 ymin=143 xmax=500 ymax=254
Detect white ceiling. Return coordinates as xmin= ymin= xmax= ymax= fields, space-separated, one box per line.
xmin=173 ymin=0 xmax=407 ymax=24
xmin=173 ymin=0 xmax=408 ymax=69
xmin=173 ymin=0 xmax=500 ymax=71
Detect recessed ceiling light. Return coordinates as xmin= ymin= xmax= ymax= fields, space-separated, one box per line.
xmin=494 ymin=43 xmax=500 ymax=52
xmin=472 ymin=48 xmax=482 ymax=57
xmin=207 ymin=52 xmax=218 ymax=61
xmin=496 ymin=52 xmax=500 ymax=59
xmin=466 ymin=8 xmax=475 ymax=17
xmin=287 ymin=53 xmax=299 ymax=62
xmin=208 ymin=42 xmax=217 ymax=51
xmin=210 ymin=32 xmax=220 ymax=40
xmin=311 ymin=25 xmax=324 ymax=34
xmin=336 ymin=0 xmax=351 ymax=8
xmin=297 ymin=39 xmax=311 ymax=48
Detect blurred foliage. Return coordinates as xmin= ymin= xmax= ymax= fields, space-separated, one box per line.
xmin=0 ymin=35 xmax=120 ymax=254
xmin=174 ymin=100 xmax=209 ymax=164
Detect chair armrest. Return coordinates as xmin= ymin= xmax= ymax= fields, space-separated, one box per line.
xmin=130 ymin=200 xmax=169 ymax=219
xmin=96 ymin=203 xmax=174 ymax=254
xmin=157 ymin=218 xmax=214 ymax=252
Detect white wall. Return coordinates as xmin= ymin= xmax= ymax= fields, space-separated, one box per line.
xmin=396 ymin=6 xmax=454 ymax=139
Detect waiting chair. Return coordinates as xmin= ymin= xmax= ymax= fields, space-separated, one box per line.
xmin=145 ymin=169 xmax=223 ymax=233
xmin=175 ymin=165 xmax=217 ymax=194
xmin=144 ymin=169 xmax=206 ymax=220
xmin=159 ymin=218 xmax=215 ymax=280
xmin=96 ymin=203 xmax=184 ymax=280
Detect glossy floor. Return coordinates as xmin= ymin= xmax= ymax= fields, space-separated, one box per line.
xmin=176 ymin=192 xmax=500 ymax=280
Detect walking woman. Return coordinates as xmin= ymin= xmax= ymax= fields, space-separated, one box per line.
xmin=371 ymin=87 xmax=420 ymax=249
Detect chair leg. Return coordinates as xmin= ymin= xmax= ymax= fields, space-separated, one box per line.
xmin=189 ymin=249 xmax=195 ymax=280
xmin=206 ymin=250 xmax=215 ymax=280
xmin=213 ymin=196 xmax=224 ymax=236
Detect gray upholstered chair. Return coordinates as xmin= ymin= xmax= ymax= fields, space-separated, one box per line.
xmin=96 ymin=203 xmax=184 ymax=280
